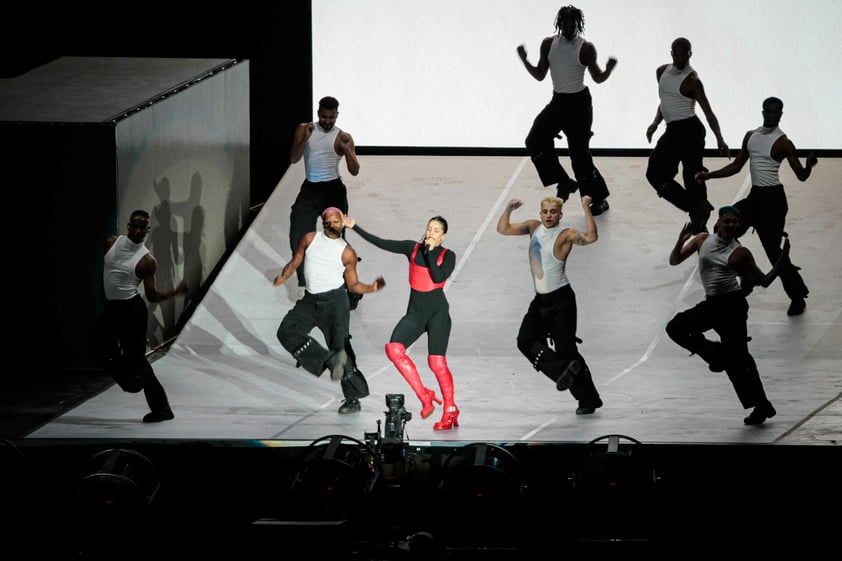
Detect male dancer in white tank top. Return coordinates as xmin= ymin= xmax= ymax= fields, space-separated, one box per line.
xmin=497 ymin=193 xmax=603 ymax=415
xmin=274 ymin=207 xmax=385 ymax=414
xmin=97 ymin=210 xmax=188 ymax=422
xmin=696 ymin=97 xmax=818 ymax=316
xmin=645 ymin=37 xmax=729 ymax=235
xmin=667 ymin=206 xmax=791 ymax=425
xmin=289 ymin=96 xmax=362 ymax=305
xmin=516 ymin=5 xmax=617 ymax=216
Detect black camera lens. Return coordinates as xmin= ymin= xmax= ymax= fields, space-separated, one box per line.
xmin=386 ymin=393 xmax=405 ymax=410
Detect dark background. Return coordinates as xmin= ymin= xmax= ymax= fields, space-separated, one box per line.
xmin=0 ymin=1 xmax=312 ymax=432
xmin=3 ymin=1 xmax=312 ymax=210
xmin=1 ymin=2 xmax=311 ymax=375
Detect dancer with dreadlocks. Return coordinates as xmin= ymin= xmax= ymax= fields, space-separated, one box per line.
xmin=274 ymin=207 xmax=385 ymax=414
xmin=516 ymin=4 xmax=617 ymax=215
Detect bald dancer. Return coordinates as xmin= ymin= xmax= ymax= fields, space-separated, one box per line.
xmin=646 ymin=37 xmax=729 ymax=234
xmin=274 ymin=207 xmax=385 ymax=414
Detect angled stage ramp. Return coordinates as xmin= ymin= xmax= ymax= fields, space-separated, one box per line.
xmin=28 ymin=154 xmax=842 ymax=446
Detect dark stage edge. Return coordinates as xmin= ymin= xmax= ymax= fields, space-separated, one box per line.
xmin=3 ymin=436 xmax=841 ymax=556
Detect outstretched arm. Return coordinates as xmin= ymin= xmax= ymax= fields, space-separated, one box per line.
xmin=696 ymin=131 xmax=751 ymax=183
xmin=343 ymin=215 xmax=414 ymax=255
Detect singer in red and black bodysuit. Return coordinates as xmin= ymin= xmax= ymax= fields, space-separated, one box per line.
xmin=344 ymin=214 xmax=460 ymax=430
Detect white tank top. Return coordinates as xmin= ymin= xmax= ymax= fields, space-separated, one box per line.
xmin=103 ymin=235 xmax=149 ymax=301
xmin=658 ymin=64 xmax=696 ymax=123
xmin=304 ymin=124 xmax=342 ymax=183
xmin=549 ymin=35 xmax=586 ymax=94
xmin=304 ymin=231 xmax=348 ymax=294
xmin=699 ymin=235 xmax=741 ymax=296
xmin=748 ymin=126 xmax=785 ymax=187
xmin=529 ymin=224 xmax=569 ymax=294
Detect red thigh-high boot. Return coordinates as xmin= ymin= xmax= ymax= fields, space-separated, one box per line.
xmin=385 ymin=342 xmax=440 ymax=419
xmin=429 ymin=355 xmax=459 ymax=430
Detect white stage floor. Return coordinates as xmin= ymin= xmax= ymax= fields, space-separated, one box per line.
xmin=29 ymin=155 xmax=842 ymax=446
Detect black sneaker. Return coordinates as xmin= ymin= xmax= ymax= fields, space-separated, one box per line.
xmin=326 ymin=349 xmax=348 ymax=381
xmin=556 ymin=359 xmax=583 ymax=391
xmin=689 ymin=200 xmax=714 ymax=234
xmin=787 ymin=297 xmax=806 ymax=316
xmin=576 ymin=398 xmax=603 ymax=415
xmin=590 ymin=199 xmax=610 ymax=216
xmin=744 ymin=401 xmax=776 ymax=425
xmin=143 ymin=407 xmax=175 ymax=423
xmin=556 ymin=181 xmax=579 ymax=201
xmin=338 ymin=399 xmax=361 ymax=414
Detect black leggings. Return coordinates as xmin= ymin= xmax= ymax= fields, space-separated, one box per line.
xmin=390 ymin=289 xmax=451 ymax=356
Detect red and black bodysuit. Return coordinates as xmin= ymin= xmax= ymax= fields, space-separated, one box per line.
xmin=352 ymin=225 xmax=455 ymax=353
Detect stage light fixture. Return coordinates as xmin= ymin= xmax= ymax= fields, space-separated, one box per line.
xmin=71 ymin=448 xmax=161 ymax=553
xmin=576 ymin=434 xmax=657 ymax=496
xmin=290 ymin=434 xmax=381 ymax=522
xmin=437 ymin=443 xmax=525 ymax=548
xmin=573 ymin=434 xmax=659 ymax=542
xmin=439 ymin=442 xmax=524 ymax=505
